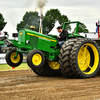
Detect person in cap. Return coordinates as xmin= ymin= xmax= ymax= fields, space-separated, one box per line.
xmin=57 ymin=26 xmax=68 ymax=46
xmin=30 ymin=26 xmax=35 ymax=31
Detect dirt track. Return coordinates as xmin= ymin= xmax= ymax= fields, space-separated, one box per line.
xmin=0 ymin=70 xmax=100 ymax=100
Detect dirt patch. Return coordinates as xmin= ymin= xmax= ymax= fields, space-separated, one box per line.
xmin=0 ymin=70 xmax=100 ymax=100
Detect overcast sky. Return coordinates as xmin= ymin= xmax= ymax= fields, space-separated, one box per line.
xmin=0 ymin=0 xmax=100 ymax=32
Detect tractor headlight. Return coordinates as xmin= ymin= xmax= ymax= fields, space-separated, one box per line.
xmin=26 ymin=40 xmax=30 ymax=44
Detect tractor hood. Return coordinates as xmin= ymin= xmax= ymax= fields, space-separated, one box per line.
xmin=17 ymin=29 xmax=58 ymax=52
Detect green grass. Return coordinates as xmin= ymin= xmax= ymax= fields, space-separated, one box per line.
xmin=0 ymin=63 xmax=30 ymax=71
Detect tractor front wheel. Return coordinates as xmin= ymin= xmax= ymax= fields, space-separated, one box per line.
xmin=27 ymin=49 xmax=61 ymax=76
xmin=5 ymin=50 xmax=23 ymax=67
xmin=27 ymin=49 xmax=45 ymax=76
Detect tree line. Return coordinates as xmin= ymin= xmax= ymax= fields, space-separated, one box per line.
xmin=0 ymin=9 xmax=89 ymax=34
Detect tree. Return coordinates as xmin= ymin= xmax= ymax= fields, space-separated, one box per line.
xmin=0 ymin=13 xmax=6 ymax=31
xmin=73 ymin=23 xmax=89 ymax=33
xmin=17 ymin=11 xmax=40 ymax=32
xmin=42 ymin=9 xmax=71 ymax=34
xmin=17 ymin=9 xmax=89 ymax=34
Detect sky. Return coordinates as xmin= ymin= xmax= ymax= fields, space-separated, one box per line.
xmin=0 ymin=0 xmax=100 ymax=32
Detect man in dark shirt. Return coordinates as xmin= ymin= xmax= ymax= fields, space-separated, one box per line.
xmin=57 ymin=26 xmax=68 ymax=46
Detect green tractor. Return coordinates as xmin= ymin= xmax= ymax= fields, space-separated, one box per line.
xmin=3 ymin=21 xmax=100 ymax=78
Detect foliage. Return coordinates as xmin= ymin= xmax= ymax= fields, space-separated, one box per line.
xmin=73 ymin=23 xmax=89 ymax=33
xmin=0 ymin=13 xmax=6 ymax=31
xmin=42 ymin=9 xmax=71 ymax=34
xmin=17 ymin=9 xmax=89 ymax=34
xmin=17 ymin=11 xmax=40 ymax=32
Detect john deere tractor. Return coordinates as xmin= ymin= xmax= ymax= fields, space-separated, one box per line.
xmin=3 ymin=21 xmax=100 ymax=78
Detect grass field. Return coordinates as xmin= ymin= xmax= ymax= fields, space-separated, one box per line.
xmin=0 ymin=63 xmax=30 ymax=71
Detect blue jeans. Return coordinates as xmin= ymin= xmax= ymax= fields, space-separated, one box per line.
xmin=58 ymin=41 xmax=65 ymax=46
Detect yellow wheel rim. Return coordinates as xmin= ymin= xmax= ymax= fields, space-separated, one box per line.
xmin=48 ymin=60 xmax=60 ymax=70
xmin=32 ymin=53 xmax=42 ymax=66
xmin=10 ymin=52 xmax=20 ymax=63
xmin=78 ymin=43 xmax=99 ymax=75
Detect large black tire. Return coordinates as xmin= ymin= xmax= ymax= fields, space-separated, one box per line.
xmin=70 ymin=38 xmax=100 ymax=78
xmin=27 ymin=49 xmax=61 ymax=76
xmin=60 ymin=38 xmax=100 ymax=78
xmin=59 ymin=38 xmax=78 ymax=78
xmin=38 ymin=60 xmax=61 ymax=76
xmin=27 ymin=49 xmax=45 ymax=76
xmin=5 ymin=50 xmax=23 ymax=67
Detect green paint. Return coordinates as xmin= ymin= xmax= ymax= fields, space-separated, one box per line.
xmin=3 ymin=21 xmax=85 ymax=68
xmin=14 ymin=51 xmax=18 ymax=59
xmin=13 ymin=21 xmax=84 ymax=61
xmin=0 ymin=41 xmax=4 ymax=45
xmin=63 ymin=21 xmax=82 ymax=34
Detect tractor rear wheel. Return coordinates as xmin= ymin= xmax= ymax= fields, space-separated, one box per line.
xmin=27 ymin=49 xmax=61 ymax=76
xmin=60 ymin=38 xmax=100 ymax=78
xmin=5 ymin=50 xmax=23 ymax=67
xmin=71 ymin=38 xmax=100 ymax=78
xmin=59 ymin=38 xmax=78 ymax=78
